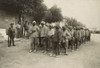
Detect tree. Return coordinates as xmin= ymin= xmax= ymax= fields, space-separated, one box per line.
xmin=64 ymin=17 xmax=85 ymax=27
xmin=0 ymin=0 xmax=47 ymax=24
xmin=44 ymin=5 xmax=63 ymax=23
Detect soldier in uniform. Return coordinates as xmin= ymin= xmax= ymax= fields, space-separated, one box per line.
xmin=61 ymin=26 xmax=71 ymax=55
xmin=64 ymin=23 xmax=71 ymax=50
xmin=81 ymin=27 xmax=85 ymax=44
xmin=85 ymin=28 xmax=90 ymax=42
xmin=7 ymin=23 xmax=15 ymax=47
xmin=80 ymin=27 xmax=84 ymax=44
xmin=29 ymin=21 xmax=39 ymax=53
xmin=16 ymin=23 xmax=21 ymax=38
xmin=83 ymin=28 xmax=86 ymax=43
xmin=48 ymin=24 xmax=55 ymax=56
xmin=88 ymin=29 xmax=91 ymax=41
xmin=73 ymin=27 xmax=77 ymax=49
xmin=23 ymin=21 xmax=29 ymax=37
xmin=78 ymin=27 xmax=82 ymax=46
xmin=74 ymin=27 xmax=80 ymax=49
xmin=39 ymin=21 xmax=49 ymax=53
xmin=52 ymin=24 xmax=62 ymax=57
xmin=68 ymin=26 xmax=74 ymax=51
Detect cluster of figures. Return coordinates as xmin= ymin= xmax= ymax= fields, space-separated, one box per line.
xmin=6 ymin=20 xmax=91 ymax=57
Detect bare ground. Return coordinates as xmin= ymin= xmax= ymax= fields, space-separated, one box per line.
xmin=0 ymin=34 xmax=100 ymax=68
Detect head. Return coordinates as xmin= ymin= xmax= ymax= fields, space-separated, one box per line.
xmin=74 ymin=27 xmax=76 ymax=30
xmin=68 ymin=26 xmax=73 ymax=30
xmin=32 ymin=21 xmax=36 ymax=26
xmin=10 ymin=23 xmax=14 ymax=27
xmin=62 ymin=26 xmax=66 ymax=31
xmin=55 ymin=23 xmax=60 ymax=30
xmin=41 ymin=21 xmax=45 ymax=26
xmin=46 ymin=23 xmax=49 ymax=27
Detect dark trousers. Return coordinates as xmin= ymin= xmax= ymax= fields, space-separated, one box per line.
xmin=68 ymin=39 xmax=74 ymax=50
xmin=8 ymin=35 xmax=15 ymax=47
xmin=61 ymin=42 xmax=67 ymax=54
xmin=74 ymin=38 xmax=79 ymax=49
xmin=88 ymin=36 xmax=91 ymax=41
xmin=40 ymin=37 xmax=49 ymax=52
xmin=53 ymin=42 xmax=60 ymax=55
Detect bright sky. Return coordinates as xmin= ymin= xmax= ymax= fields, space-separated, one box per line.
xmin=44 ymin=0 xmax=100 ymax=29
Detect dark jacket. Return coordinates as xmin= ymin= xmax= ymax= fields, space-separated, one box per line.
xmin=6 ymin=27 xmax=15 ymax=36
xmin=53 ymin=28 xmax=62 ymax=43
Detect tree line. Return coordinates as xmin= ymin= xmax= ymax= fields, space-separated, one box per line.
xmin=0 ymin=0 xmax=85 ymax=26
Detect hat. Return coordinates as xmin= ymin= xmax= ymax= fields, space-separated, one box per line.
xmin=46 ymin=23 xmax=49 ymax=26
xmin=41 ymin=21 xmax=45 ymax=25
xmin=32 ymin=21 xmax=36 ymax=24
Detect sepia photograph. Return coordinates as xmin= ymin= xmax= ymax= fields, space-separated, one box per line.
xmin=0 ymin=0 xmax=100 ymax=68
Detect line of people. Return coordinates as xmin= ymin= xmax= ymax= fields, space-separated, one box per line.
xmin=28 ymin=21 xmax=91 ymax=57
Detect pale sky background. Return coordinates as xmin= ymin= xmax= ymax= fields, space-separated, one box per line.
xmin=44 ymin=0 xmax=100 ymax=29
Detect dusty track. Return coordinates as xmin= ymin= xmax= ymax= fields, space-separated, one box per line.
xmin=0 ymin=34 xmax=100 ymax=68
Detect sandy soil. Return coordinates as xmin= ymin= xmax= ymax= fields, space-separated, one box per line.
xmin=0 ymin=34 xmax=100 ymax=68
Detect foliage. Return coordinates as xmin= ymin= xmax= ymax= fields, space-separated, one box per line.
xmin=0 ymin=0 xmax=47 ymax=24
xmin=44 ymin=5 xmax=63 ymax=23
xmin=64 ymin=17 xmax=85 ymax=27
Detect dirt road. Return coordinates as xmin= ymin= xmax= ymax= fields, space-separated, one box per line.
xmin=0 ymin=34 xmax=100 ymax=68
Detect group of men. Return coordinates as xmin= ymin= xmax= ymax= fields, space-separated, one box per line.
xmin=28 ymin=21 xmax=91 ymax=57
xmin=7 ymin=21 xmax=91 ymax=57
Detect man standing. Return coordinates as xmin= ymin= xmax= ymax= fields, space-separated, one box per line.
xmin=6 ymin=23 xmax=15 ymax=47
xmin=74 ymin=27 xmax=80 ymax=49
xmin=53 ymin=24 xmax=62 ymax=57
xmin=68 ymin=26 xmax=75 ymax=51
xmin=61 ymin=26 xmax=71 ymax=55
xmin=39 ymin=21 xmax=49 ymax=53
xmin=16 ymin=23 xmax=21 ymax=38
xmin=23 ymin=21 xmax=29 ymax=37
xmin=48 ymin=24 xmax=55 ymax=56
xmin=29 ymin=21 xmax=39 ymax=53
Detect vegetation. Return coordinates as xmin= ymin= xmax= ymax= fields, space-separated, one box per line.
xmin=0 ymin=0 xmax=84 ymax=26
xmin=64 ymin=17 xmax=85 ymax=27
xmin=43 ymin=5 xmax=63 ymax=23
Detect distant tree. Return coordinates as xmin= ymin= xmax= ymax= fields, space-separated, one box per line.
xmin=44 ymin=5 xmax=63 ymax=23
xmin=64 ymin=17 xmax=85 ymax=27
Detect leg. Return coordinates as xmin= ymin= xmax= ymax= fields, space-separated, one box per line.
xmin=8 ymin=36 xmax=11 ymax=47
xmin=53 ymin=42 xmax=57 ymax=56
xmin=56 ymin=42 xmax=60 ymax=55
xmin=30 ymin=38 xmax=34 ymax=53
xmin=9 ymin=36 xmax=12 ymax=46
xmin=34 ymin=37 xmax=38 ymax=52
xmin=12 ymin=36 xmax=15 ymax=46
xmin=62 ymin=43 xmax=67 ymax=55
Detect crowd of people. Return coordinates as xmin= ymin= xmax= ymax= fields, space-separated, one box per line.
xmin=6 ymin=20 xmax=91 ymax=57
